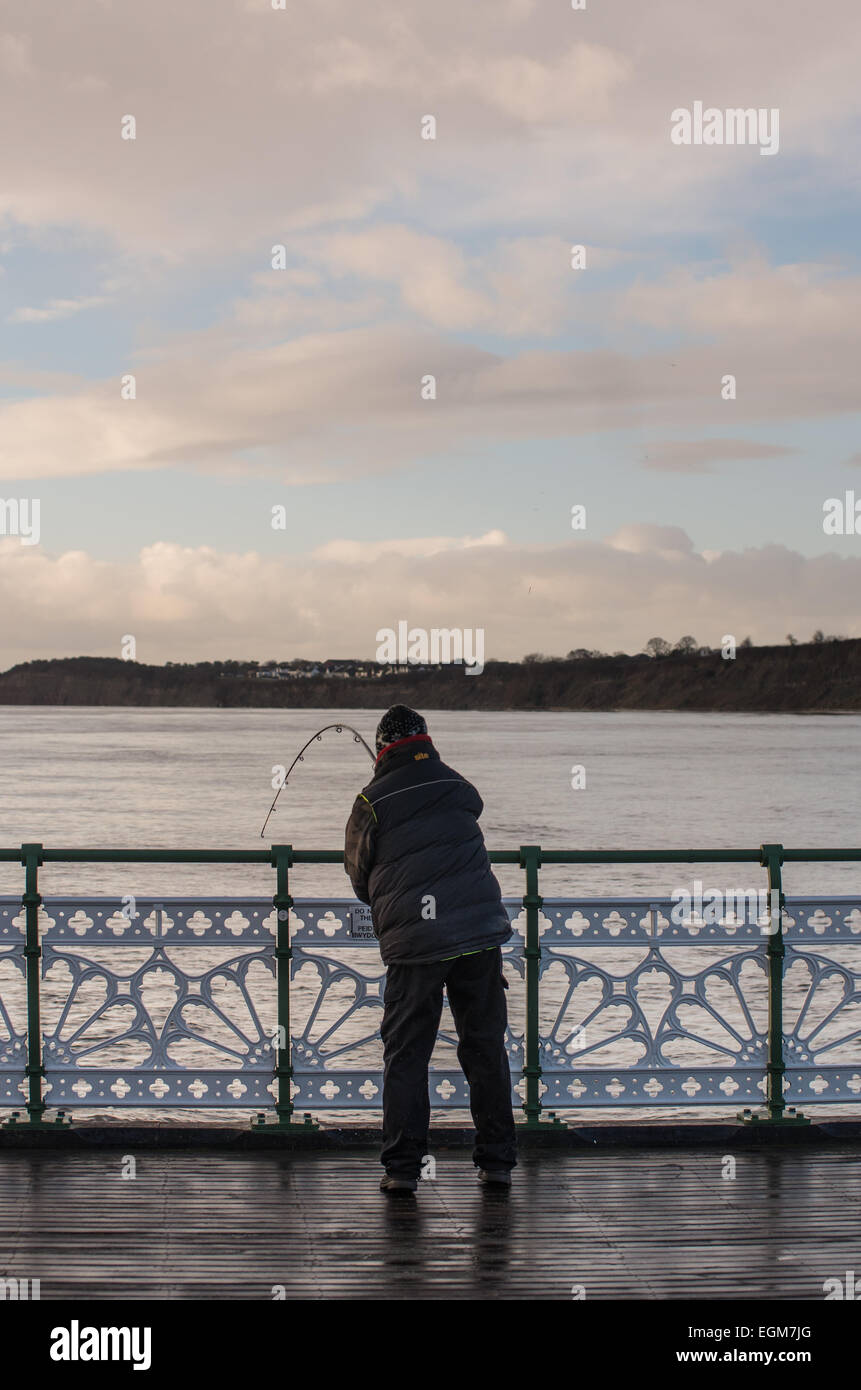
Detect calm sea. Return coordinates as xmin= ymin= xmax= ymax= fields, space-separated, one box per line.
xmin=0 ymin=706 xmax=858 ymax=897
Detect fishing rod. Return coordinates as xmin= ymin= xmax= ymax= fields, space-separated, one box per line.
xmin=260 ymin=723 xmax=376 ymax=838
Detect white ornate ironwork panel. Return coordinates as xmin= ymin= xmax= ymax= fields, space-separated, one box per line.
xmin=534 ymin=898 xmax=769 ymax=1107
xmin=0 ymin=894 xmax=859 ymax=1114
xmin=37 ymin=898 xmax=277 ymax=1107
xmin=782 ymin=897 xmax=861 ymax=1104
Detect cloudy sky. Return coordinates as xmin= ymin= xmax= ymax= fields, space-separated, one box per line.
xmin=1 ymin=0 xmax=860 ymax=666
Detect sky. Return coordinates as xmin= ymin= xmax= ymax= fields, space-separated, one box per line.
xmin=1 ymin=0 xmax=860 ymax=667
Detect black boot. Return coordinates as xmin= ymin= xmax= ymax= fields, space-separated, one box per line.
xmin=380 ymin=1173 xmax=418 ymax=1194
xmin=477 ymin=1168 xmax=512 ymax=1188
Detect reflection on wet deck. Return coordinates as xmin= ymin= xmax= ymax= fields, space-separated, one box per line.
xmin=1 ymin=1143 xmax=859 ymax=1300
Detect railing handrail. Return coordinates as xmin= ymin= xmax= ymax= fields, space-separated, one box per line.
xmin=2 ymin=845 xmax=861 ymax=864
xmin=2 ymin=841 xmax=860 ymax=1133
xmin=5 ymin=892 xmax=861 ymax=902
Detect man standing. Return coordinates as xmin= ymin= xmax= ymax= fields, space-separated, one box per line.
xmin=344 ymin=705 xmax=517 ymax=1194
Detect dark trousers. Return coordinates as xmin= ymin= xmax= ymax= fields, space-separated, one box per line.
xmin=380 ymin=945 xmax=517 ymax=1178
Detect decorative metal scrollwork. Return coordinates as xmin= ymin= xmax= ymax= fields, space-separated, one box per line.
xmin=0 ymin=894 xmax=858 ymax=1113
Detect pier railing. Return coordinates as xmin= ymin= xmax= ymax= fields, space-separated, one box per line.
xmin=1 ymin=844 xmax=860 ymax=1130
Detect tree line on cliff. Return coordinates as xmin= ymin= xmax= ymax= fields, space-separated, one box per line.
xmin=0 ymin=635 xmax=858 ymax=711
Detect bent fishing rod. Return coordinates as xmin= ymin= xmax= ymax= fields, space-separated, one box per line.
xmin=260 ymin=723 xmax=376 ymax=838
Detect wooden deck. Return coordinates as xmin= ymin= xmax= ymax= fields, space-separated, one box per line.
xmin=2 ymin=1143 xmax=860 ymax=1300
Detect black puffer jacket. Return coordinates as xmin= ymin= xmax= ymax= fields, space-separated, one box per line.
xmin=344 ymin=734 xmax=511 ymax=964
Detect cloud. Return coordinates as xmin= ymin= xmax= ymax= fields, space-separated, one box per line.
xmin=642 ymin=439 xmax=800 ymax=472
xmin=607 ymin=525 xmax=695 ymax=555
xmin=622 ymin=258 xmax=861 ymax=339
xmin=0 ymin=0 xmax=858 ymax=662
xmin=8 ymin=295 xmax=108 ymax=324
xmin=444 ymin=43 xmax=632 ymax=123
xmin=314 ymin=531 xmax=508 ymax=563
xmin=302 ymin=226 xmax=597 ymax=336
xmin=1 ymin=529 xmax=858 ymax=668
xmin=0 ymin=363 xmax=88 ymax=392
xmin=2 ymin=1 xmax=860 ymax=259
xmin=312 ymin=225 xmax=494 ymax=331
xmin=3 ymin=266 xmax=860 ymax=482
xmin=2 ymin=5 xmax=861 ymax=495
xmin=0 ymin=33 xmax=35 ymax=79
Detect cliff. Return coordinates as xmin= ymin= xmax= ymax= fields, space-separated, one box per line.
xmin=0 ymin=640 xmax=858 ymax=711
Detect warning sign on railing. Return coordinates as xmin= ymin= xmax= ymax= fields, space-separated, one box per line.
xmin=348 ymin=905 xmax=376 ymax=939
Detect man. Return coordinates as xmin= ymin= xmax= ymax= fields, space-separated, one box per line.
xmin=344 ymin=704 xmax=517 ymax=1195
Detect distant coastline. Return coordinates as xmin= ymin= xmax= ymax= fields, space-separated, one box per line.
xmin=0 ymin=639 xmax=858 ymax=712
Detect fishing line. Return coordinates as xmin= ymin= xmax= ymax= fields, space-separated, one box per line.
xmin=260 ymin=723 xmax=375 ymax=838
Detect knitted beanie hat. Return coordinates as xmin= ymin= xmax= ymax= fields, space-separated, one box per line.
xmin=375 ymin=705 xmax=428 ymax=754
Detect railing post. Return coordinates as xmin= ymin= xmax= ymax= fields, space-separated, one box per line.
xmin=519 ymin=844 xmax=549 ymax=1128
xmin=23 ymin=842 xmax=45 ymax=1125
xmin=738 ymin=843 xmax=808 ymax=1126
xmin=4 ymin=843 xmax=69 ymax=1129
xmin=253 ymin=844 xmax=316 ymax=1132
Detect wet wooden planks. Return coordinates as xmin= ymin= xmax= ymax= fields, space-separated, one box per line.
xmin=0 ymin=1145 xmax=859 ymax=1300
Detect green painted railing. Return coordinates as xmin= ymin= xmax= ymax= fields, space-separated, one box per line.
xmin=1 ymin=842 xmax=860 ymax=1131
